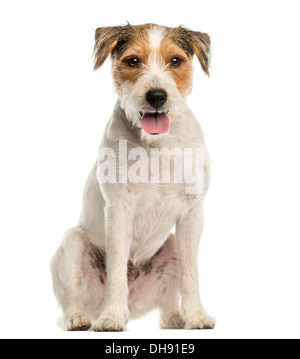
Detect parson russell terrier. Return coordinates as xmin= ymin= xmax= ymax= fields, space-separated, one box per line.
xmin=51 ymin=23 xmax=215 ymax=331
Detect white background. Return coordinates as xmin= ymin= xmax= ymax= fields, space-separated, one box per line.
xmin=0 ymin=0 xmax=299 ymax=339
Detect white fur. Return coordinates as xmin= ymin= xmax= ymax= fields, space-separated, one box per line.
xmin=147 ymin=26 xmax=166 ymax=50
xmin=51 ymin=26 xmax=215 ymax=332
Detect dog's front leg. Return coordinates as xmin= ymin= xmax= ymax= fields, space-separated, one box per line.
xmin=94 ymin=204 xmax=132 ymax=332
xmin=176 ymin=203 xmax=215 ymax=330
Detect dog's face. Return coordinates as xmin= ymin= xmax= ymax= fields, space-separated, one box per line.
xmin=94 ymin=24 xmax=210 ymax=142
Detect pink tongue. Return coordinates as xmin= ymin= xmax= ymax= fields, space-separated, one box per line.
xmin=141 ymin=113 xmax=170 ymax=134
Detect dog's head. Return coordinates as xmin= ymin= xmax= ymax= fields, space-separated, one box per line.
xmin=94 ymin=24 xmax=210 ymax=142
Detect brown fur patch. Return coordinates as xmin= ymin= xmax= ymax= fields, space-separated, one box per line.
xmin=94 ymin=27 xmax=121 ymax=70
xmin=139 ymin=245 xmax=165 ymax=276
xmin=89 ymin=245 xmax=106 ymax=274
xmin=168 ymin=26 xmax=194 ymax=58
xmin=88 ymin=245 xmax=141 ymax=283
xmin=140 ymin=260 xmax=153 ymax=276
xmin=94 ymin=24 xmax=144 ymax=70
xmin=156 ymin=261 xmax=169 ymax=280
xmin=159 ymin=36 xmax=194 ymax=95
xmin=127 ymin=261 xmax=140 ymax=282
xmin=112 ymin=27 xmax=151 ymax=90
xmin=164 ymin=26 xmax=211 ymax=75
xmin=190 ymin=31 xmax=211 ymax=76
xmin=94 ymin=24 xmax=210 ymax=94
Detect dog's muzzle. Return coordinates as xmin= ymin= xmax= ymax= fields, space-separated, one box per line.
xmin=139 ymin=89 xmax=170 ymax=135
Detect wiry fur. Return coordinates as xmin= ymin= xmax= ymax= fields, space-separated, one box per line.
xmin=51 ymin=23 xmax=215 ymax=331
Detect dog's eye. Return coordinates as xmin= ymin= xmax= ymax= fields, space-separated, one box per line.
xmin=127 ymin=58 xmax=141 ymax=68
xmin=170 ymin=57 xmax=183 ymax=68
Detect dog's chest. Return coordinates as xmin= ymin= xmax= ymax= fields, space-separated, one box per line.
xmin=124 ymin=144 xmax=204 ymax=263
xmin=128 ymin=182 xmax=189 ymax=263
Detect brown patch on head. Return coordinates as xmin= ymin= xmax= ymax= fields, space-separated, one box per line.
xmin=94 ymin=24 xmax=151 ymax=90
xmin=94 ymin=25 xmax=135 ymax=70
xmin=112 ymin=29 xmax=151 ymax=90
xmin=163 ymin=26 xmax=211 ymax=76
xmin=93 ymin=24 xmax=211 ymax=95
xmin=168 ymin=26 xmax=194 ymax=57
xmin=159 ymin=35 xmax=194 ymax=95
xmin=110 ymin=24 xmax=174 ymax=90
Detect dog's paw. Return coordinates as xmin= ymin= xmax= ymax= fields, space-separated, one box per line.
xmin=94 ymin=313 xmax=126 ymax=332
xmin=64 ymin=313 xmax=92 ymax=331
xmin=185 ymin=312 xmax=216 ymax=330
xmin=160 ymin=312 xmax=185 ymax=329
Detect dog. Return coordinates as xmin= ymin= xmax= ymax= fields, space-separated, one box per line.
xmin=51 ymin=23 xmax=215 ymax=332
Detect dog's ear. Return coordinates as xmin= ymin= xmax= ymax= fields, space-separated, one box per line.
xmin=94 ymin=27 xmax=121 ymax=70
xmin=190 ymin=31 xmax=211 ymax=76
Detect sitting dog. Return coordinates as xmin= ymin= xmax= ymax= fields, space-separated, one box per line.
xmin=51 ymin=23 xmax=215 ymax=332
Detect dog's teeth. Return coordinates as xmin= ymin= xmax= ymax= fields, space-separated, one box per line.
xmin=139 ymin=110 xmax=169 ymax=117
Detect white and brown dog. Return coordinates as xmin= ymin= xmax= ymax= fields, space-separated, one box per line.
xmin=51 ymin=23 xmax=215 ymax=332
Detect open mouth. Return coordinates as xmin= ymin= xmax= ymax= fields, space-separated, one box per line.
xmin=139 ymin=111 xmax=170 ymax=135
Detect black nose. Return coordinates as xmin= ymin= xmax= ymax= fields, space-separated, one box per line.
xmin=146 ymin=89 xmax=167 ymax=109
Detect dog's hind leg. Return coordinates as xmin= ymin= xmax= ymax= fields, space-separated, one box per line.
xmin=50 ymin=228 xmax=105 ymax=331
xmin=129 ymin=234 xmax=184 ymax=329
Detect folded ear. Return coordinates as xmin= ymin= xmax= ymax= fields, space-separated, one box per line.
xmin=191 ymin=31 xmax=211 ymax=76
xmin=94 ymin=27 xmax=120 ymax=70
